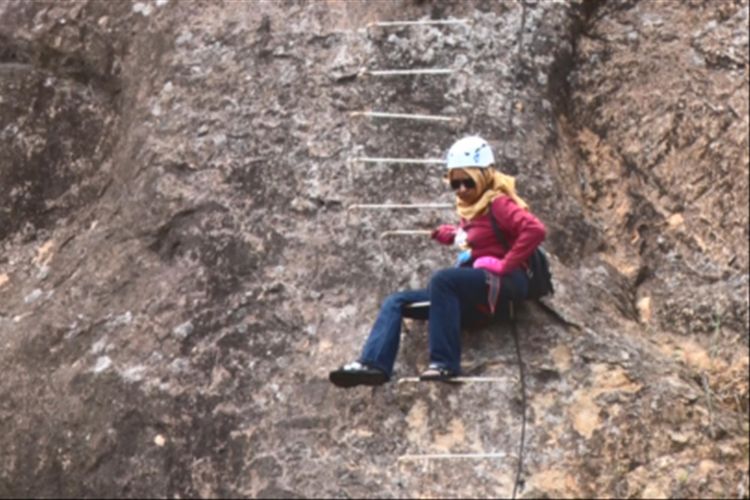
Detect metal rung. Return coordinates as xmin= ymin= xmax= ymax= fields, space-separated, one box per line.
xmin=398 ymin=377 xmax=506 ymax=384
xmin=380 ymin=230 xmax=432 ymax=238
xmin=398 ymin=452 xmax=506 ymax=461
xmin=348 ymin=203 xmax=452 ymax=211
xmin=369 ymin=19 xmax=470 ymax=27
xmin=404 ymin=301 xmax=430 ymax=308
xmin=350 ymin=157 xmax=444 ymax=165
xmin=364 ymin=68 xmax=454 ymax=76
xmin=350 ymin=111 xmax=462 ymax=123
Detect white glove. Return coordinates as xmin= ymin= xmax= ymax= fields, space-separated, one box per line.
xmin=454 ymin=228 xmax=468 ymax=248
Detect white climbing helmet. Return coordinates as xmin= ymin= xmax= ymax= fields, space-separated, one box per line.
xmin=445 ymin=136 xmax=495 ymax=170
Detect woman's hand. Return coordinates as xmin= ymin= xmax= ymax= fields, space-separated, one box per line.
xmin=473 ymin=256 xmax=504 ymax=275
xmin=431 ymin=224 xmax=457 ymax=245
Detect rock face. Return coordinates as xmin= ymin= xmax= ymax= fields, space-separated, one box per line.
xmin=0 ymin=0 xmax=747 ymax=497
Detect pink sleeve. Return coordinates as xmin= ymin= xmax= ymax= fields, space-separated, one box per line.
xmin=490 ymin=196 xmax=546 ymax=275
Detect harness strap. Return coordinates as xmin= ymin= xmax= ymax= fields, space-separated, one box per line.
xmin=486 ymin=273 xmax=502 ymax=315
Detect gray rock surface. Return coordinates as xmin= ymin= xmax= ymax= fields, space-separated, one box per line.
xmin=1 ymin=0 xmax=747 ymax=497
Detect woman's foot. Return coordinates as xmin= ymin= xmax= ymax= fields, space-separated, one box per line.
xmin=329 ymin=361 xmax=389 ymax=388
xmin=419 ymin=363 xmax=459 ymax=382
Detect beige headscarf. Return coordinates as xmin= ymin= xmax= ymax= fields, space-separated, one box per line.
xmin=450 ymin=167 xmax=528 ymax=220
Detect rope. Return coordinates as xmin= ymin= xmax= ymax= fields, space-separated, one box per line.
xmin=506 ymin=5 xmax=530 ymax=494
xmin=509 ymin=302 xmax=527 ymax=499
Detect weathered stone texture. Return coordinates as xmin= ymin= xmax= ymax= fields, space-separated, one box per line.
xmin=0 ymin=0 xmax=747 ymax=498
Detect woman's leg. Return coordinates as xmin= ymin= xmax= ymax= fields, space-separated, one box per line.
xmin=359 ymin=289 xmax=429 ymax=377
xmin=426 ymin=268 xmax=488 ymax=374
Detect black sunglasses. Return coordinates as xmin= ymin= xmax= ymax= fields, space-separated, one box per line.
xmin=450 ymin=178 xmax=476 ymax=190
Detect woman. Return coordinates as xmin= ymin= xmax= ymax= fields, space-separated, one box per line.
xmin=329 ymin=136 xmax=546 ymax=387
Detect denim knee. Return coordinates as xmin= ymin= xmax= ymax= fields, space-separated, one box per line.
xmin=382 ymin=292 xmax=410 ymax=312
xmin=428 ymin=268 xmax=454 ymax=292
xmin=382 ymin=292 xmax=399 ymax=308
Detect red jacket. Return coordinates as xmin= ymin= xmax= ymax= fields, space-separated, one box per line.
xmin=459 ymin=196 xmax=546 ymax=275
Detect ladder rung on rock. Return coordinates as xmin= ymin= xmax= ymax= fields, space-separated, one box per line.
xmin=350 ymin=111 xmax=462 ymax=123
xmin=380 ymin=230 xmax=432 ymax=238
xmin=347 ymin=203 xmax=452 ymax=211
xmin=363 ymin=68 xmax=454 ymax=76
xmin=369 ymin=19 xmax=470 ymax=27
xmin=397 ymin=376 xmax=506 ymax=384
xmin=398 ymin=452 xmax=507 ymax=461
xmin=350 ymin=157 xmax=444 ymax=165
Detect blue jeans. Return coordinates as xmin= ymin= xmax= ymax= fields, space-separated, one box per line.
xmin=359 ymin=267 xmax=529 ymax=377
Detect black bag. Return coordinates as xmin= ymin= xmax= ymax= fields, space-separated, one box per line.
xmin=488 ymin=210 xmax=554 ymax=300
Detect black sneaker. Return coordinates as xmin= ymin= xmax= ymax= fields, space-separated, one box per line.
xmin=329 ymin=361 xmax=388 ymax=388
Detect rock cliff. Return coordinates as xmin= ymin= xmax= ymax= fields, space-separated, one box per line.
xmin=1 ymin=0 xmax=747 ymax=497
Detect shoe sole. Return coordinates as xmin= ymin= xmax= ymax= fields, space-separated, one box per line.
xmin=329 ymin=370 xmax=388 ymax=388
